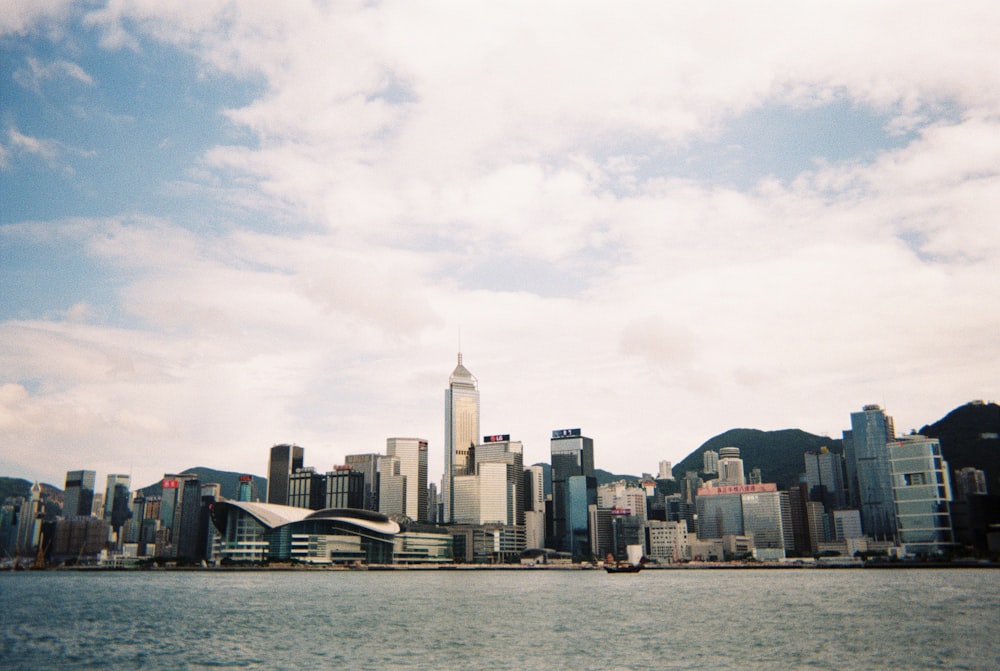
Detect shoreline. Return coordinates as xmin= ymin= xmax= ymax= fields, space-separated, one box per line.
xmin=4 ymin=560 xmax=997 ymax=572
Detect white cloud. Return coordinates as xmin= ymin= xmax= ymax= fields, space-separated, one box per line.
xmin=2 ymin=2 xmax=1000 ymax=487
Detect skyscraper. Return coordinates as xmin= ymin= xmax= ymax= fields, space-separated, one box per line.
xmin=386 ymin=437 xmax=429 ymax=522
xmin=551 ymin=428 xmax=595 ymax=556
xmin=267 ymin=444 xmax=304 ymax=505
xmin=843 ymin=405 xmax=896 ymax=539
xmin=444 ymin=353 xmax=479 ymax=523
xmin=887 ymin=434 xmax=954 ymax=555
xmin=803 ymin=448 xmax=847 ymax=512
xmin=103 ymin=474 xmax=131 ymax=540
xmin=475 ymin=435 xmax=524 ymax=525
xmin=63 ymin=470 xmax=96 ymax=517
xmin=344 ymin=453 xmax=382 ymax=511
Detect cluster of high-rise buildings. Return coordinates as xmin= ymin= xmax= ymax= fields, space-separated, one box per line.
xmin=2 ymin=357 xmax=997 ymax=567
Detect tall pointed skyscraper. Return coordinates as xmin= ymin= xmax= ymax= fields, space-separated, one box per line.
xmin=443 ymin=352 xmax=479 ymax=523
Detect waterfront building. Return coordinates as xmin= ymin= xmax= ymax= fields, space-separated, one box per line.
xmin=741 ymin=490 xmax=785 ymax=556
xmin=444 ymin=352 xmax=480 ymax=524
xmin=386 ymin=437 xmax=429 ymax=522
xmin=804 ymin=448 xmax=848 ymax=512
xmin=449 ymin=523 xmax=525 ymax=563
xmin=588 ymin=505 xmax=613 ymax=558
xmin=211 ymin=502 xmax=407 ymax=564
xmin=63 ymin=470 xmax=96 ymax=518
xmin=158 ymin=473 xmax=201 ymax=558
xmin=267 ymin=444 xmax=304 ymax=506
xmin=695 ymin=483 xmax=786 ymax=557
xmin=833 ymin=509 xmax=863 ymax=540
xmin=344 ymin=453 xmax=382 ymax=511
xmin=45 ymin=516 xmax=109 ymax=564
xmin=784 ymin=484 xmax=812 ymax=557
xmin=393 ymin=529 xmax=453 ymax=564
xmin=717 ymin=447 xmax=745 ymax=486
xmin=703 ymin=450 xmax=719 ymax=475
xmin=806 ymin=501 xmax=828 ymax=554
xmin=551 ymin=428 xmax=595 ymax=555
xmin=887 ymin=435 xmax=954 ymax=555
xmin=611 ymin=512 xmax=643 ymax=560
xmin=842 ymin=404 xmax=896 ymax=539
xmin=645 ymin=520 xmax=689 ymax=563
xmin=696 ymin=488 xmax=744 ymax=539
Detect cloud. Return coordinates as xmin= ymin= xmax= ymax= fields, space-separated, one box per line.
xmin=13 ymin=55 xmax=94 ymax=93
xmin=0 ymin=0 xmax=75 ymax=36
xmin=2 ymin=3 xmax=1000 ymax=487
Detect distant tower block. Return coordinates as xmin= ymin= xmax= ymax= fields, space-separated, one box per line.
xmin=658 ymin=460 xmax=673 ymax=480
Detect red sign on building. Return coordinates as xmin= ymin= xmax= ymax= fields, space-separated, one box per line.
xmin=162 ymin=479 xmax=179 ymax=489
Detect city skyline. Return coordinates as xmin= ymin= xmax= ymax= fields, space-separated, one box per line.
xmin=3 ymin=4 xmax=1000 ymax=491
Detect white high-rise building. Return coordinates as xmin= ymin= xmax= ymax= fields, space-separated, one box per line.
xmin=645 ymin=520 xmax=689 ymax=563
xmin=386 ymin=437 xmax=428 ymax=522
xmin=453 ymin=463 xmax=508 ymax=525
xmin=717 ymin=447 xmax=745 ymax=486
xmin=444 ymin=353 xmax=479 ymax=523
xmin=525 ymin=464 xmax=546 ymax=549
xmin=703 ymin=450 xmax=719 ymax=475
xmin=378 ymin=456 xmax=406 ymax=519
xmin=658 ymin=460 xmax=673 ymax=480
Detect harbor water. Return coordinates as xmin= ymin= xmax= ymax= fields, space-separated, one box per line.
xmin=1 ymin=568 xmax=997 ymax=670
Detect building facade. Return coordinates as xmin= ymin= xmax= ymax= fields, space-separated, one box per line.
xmin=443 ymin=353 xmax=479 ymax=524
xmin=63 ymin=470 xmax=96 ymax=518
xmin=551 ymin=428 xmax=595 ymax=555
xmin=386 ymin=437 xmax=429 ymax=522
xmin=887 ymin=435 xmax=954 ymax=555
xmin=267 ymin=444 xmax=304 ymax=506
xmin=843 ymin=404 xmax=896 ymax=539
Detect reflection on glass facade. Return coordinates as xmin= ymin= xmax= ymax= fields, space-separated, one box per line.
xmin=551 ymin=429 xmax=595 ymax=555
xmin=888 ymin=435 xmax=954 ymax=555
xmin=696 ymin=493 xmax=743 ymax=539
xmin=741 ymin=492 xmax=785 ymax=551
xmin=844 ymin=405 xmax=896 ymax=539
xmin=444 ymin=353 xmax=479 ymax=523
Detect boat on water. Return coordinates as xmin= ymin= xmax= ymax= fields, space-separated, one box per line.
xmin=604 ymin=545 xmax=645 ymax=574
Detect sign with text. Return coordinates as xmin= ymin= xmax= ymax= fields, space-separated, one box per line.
xmin=696 ymin=483 xmax=777 ymax=496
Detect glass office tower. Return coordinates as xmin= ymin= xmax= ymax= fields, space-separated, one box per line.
xmin=888 ymin=435 xmax=954 ymax=555
xmin=844 ymin=405 xmax=897 ymax=539
xmin=551 ymin=428 xmax=595 ymax=556
xmin=444 ymin=353 xmax=479 ymax=523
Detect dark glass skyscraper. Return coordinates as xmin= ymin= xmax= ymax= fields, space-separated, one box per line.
xmin=550 ymin=428 xmax=595 ymax=556
xmin=63 ymin=470 xmax=96 ymax=517
xmin=267 ymin=444 xmax=304 ymax=505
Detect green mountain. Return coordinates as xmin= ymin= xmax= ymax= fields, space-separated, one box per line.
xmin=0 ymin=477 xmax=64 ymax=516
xmin=672 ymin=428 xmax=843 ymax=489
xmin=918 ymin=400 xmax=1000 ymax=494
xmin=137 ymin=467 xmax=267 ymax=501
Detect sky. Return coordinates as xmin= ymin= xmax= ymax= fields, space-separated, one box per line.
xmin=2 ymin=2 xmax=999 ymax=492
